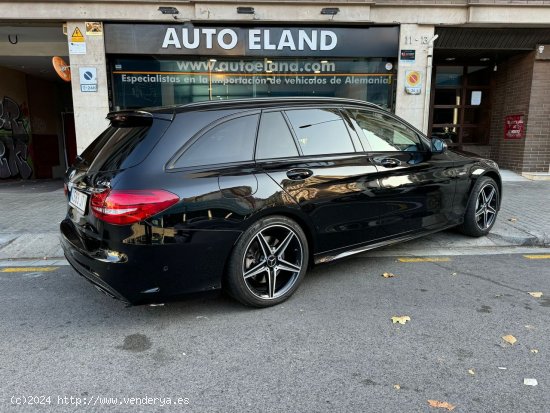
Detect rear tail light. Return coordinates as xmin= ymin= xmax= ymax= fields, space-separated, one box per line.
xmin=63 ymin=183 xmax=68 ymax=197
xmin=91 ymin=189 xmax=179 ymax=225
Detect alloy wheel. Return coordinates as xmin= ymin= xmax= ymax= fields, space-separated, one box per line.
xmin=242 ymin=224 xmax=304 ymax=300
xmin=475 ymin=183 xmax=498 ymax=230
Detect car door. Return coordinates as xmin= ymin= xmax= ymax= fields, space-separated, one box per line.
xmin=346 ymin=108 xmax=457 ymax=238
xmin=255 ymin=107 xmax=381 ymax=254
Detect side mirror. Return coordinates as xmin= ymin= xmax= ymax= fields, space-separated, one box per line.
xmin=431 ymin=137 xmax=448 ymax=154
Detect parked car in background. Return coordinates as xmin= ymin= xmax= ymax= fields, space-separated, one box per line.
xmin=60 ymin=97 xmax=501 ymax=307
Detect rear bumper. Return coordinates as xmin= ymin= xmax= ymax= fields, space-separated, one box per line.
xmin=60 ymin=218 xmax=241 ymax=305
xmin=61 ymin=235 xmax=131 ymax=304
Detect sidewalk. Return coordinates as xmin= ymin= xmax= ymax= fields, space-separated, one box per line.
xmin=0 ymin=171 xmax=549 ymax=263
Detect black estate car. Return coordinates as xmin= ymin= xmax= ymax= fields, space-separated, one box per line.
xmin=61 ymin=97 xmax=501 ymax=307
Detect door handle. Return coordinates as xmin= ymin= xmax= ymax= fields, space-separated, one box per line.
xmin=286 ymin=168 xmax=313 ymax=180
xmin=378 ymin=158 xmax=401 ymax=168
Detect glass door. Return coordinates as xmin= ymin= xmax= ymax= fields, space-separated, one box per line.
xmin=430 ymin=65 xmax=491 ymax=146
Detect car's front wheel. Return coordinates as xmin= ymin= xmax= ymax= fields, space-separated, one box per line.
xmin=459 ymin=176 xmax=500 ymax=237
xmin=226 ymin=216 xmax=309 ymax=307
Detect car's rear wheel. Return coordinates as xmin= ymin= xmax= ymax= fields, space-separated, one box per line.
xmin=226 ymin=216 xmax=308 ymax=307
xmin=459 ymin=176 xmax=500 ymax=237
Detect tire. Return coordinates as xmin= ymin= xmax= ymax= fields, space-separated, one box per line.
xmin=226 ymin=215 xmax=309 ymax=307
xmin=458 ymin=176 xmax=500 ymax=237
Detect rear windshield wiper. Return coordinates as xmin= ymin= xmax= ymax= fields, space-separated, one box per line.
xmin=75 ymin=155 xmax=88 ymax=166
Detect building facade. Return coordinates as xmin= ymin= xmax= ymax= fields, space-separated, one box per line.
xmin=1 ymin=0 xmax=550 ymax=179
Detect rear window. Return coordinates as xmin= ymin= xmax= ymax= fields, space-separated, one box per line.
xmin=79 ymin=116 xmax=158 ymax=172
xmin=285 ymin=108 xmax=355 ymax=156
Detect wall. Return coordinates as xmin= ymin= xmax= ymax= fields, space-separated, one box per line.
xmin=489 ymin=52 xmax=534 ymax=172
xmin=523 ymin=59 xmax=550 ymax=173
xmin=3 ymin=1 xmax=550 ymax=27
xmin=66 ymin=21 xmax=110 ymax=154
xmin=395 ymin=24 xmax=435 ymax=133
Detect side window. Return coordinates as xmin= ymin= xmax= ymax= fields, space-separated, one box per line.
xmin=285 ymin=108 xmax=355 ymax=156
xmin=350 ymin=110 xmax=423 ymax=152
xmin=173 ymin=114 xmax=259 ymax=168
xmin=256 ymin=111 xmax=299 ymax=159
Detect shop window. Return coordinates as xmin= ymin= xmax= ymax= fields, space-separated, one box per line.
xmin=173 ymin=115 xmax=259 ymax=168
xmin=285 ymin=109 xmax=355 ymax=156
xmin=110 ymin=56 xmax=397 ymax=111
xmin=255 ymin=112 xmax=299 ymax=159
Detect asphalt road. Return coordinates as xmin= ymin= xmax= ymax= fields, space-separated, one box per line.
xmin=1 ymin=251 xmax=549 ymax=412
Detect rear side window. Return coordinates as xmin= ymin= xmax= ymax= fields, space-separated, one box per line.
xmin=285 ymin=109 xmax=355 ymax=156
xmin=82 ymin=122 xmax=152 ymax=172
xmin=173 ymin=114 xmax=259 ymax=168
xmin=350 ymin=109 xmax=423 ymax=152
xmin=255 ymin=112 xmax=299 ymax=159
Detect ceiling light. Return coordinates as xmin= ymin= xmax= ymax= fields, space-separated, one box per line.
xmin=445 ymin=57 xmax=455 ymax=61
xmin=158 ymin=7 xmax=179 ymax=15
xmin=480 ymin=57 xmax=490 ymax=62
xmin=237 ymin=7 xmax=255 ymax=14
xmin=321 ymin=8 xmax=340 ymax=15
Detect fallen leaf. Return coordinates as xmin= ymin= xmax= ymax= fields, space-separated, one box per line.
xmin=427 ymin=400 xmax=456 ymax=411
xmin=528 ymin=292 xmax=543 ymax=298
xmin=530 ymin=349 xmax=539 ymax=354
xmin=382 ymin=272 xmax=396 ymax=278
xmin=451 ymin=272 xmax=458 ymax=276
xmin=391 ymin=315 xmax=411 ymax=324
xmin=524 ymin=378 xmax=538 ymax=386
xmin=502 ymin=334 xmax=517 ymax=345
xmin=508 ymin=217 xmax=518 ymax=222
xmin=468 ymin=369 xmax=475 ymax=375
xmin=393 ymin=384 xmax=400 ymax=390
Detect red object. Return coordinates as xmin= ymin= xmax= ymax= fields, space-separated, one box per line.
xmin=504 ymin=114 xmax=525 ymax=140
xmin=52 ymin=56 xmax=71 ymax=82
xmin=91 ymin=189 xmax=179 ymax=225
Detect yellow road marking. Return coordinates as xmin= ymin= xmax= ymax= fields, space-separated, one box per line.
xmin=1 ymin=267 xmax=58 ymax=273
xmin=523 ymin=254 xmax=550 ymax=260
xmin=397 ymin=257 xmax=451 ymax=263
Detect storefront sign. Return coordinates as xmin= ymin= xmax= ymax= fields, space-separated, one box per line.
xmin=504 ymin=114 xmax=525 ymax=139
xmin=400 ymin=49 xmax=415 ymax=64
xmin=104 ymin=24 xmax=399 ymax=57
xmin=405 ymin=70 xmax=422 ymax=95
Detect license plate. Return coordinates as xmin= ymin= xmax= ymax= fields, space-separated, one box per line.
xmin=69 ymin=189 xmax=88 ymax=214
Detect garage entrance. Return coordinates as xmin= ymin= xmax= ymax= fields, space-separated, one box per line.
xmin=0 ymin=23 xmax=75 ymax=180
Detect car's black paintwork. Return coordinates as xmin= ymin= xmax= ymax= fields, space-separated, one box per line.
xmin=60 ymin=97 xmax=501 ymax=305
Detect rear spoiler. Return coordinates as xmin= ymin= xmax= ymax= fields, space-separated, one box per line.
xmin=106 ymin=110 xmax=175 ymax=126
